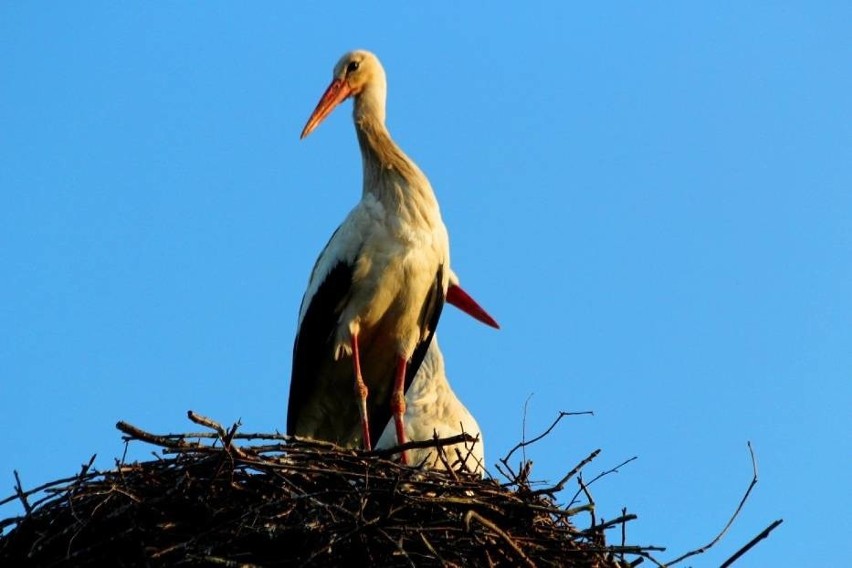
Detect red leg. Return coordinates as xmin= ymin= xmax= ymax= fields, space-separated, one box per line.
xmin=351 ymin=332 xmax=371 ymax=451
xmin=392 ymin=356 xmax=409 ymax=465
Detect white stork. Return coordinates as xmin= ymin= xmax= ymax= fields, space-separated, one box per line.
xmin=287 ymin=50 xmax=497 ymax=462
xmin=375 ymin=336 xmax=485 ymax=476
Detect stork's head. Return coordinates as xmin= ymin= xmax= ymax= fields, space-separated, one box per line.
xmin=300 ymin=50 xmax=387 ymax=139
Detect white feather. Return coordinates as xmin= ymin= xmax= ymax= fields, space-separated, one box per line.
xmin=376 ymin=337 xmax=485 ymax=476
xmin=298 ymin=194 xmax=385 ymax=327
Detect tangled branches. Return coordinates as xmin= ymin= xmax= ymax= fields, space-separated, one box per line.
xmin=0 ymin=411 xmax=780 ymax=567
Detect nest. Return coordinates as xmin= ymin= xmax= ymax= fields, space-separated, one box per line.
xmin=1 ymin=411 xmax=778 ymax=567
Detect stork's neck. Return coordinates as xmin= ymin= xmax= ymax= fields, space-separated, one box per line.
xmin=353 ymin=88 xmax=440 ymax=226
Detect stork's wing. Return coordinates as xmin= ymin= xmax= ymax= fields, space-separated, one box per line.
xmin=366 ymin=263 xmax=446 ymax=446
xmin=287 ymin=259 xmax=353 ymax=436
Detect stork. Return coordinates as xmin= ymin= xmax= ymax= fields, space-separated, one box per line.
xmin=376 ymin=336 xmax=486 ymax=476
xmin=287 ymin=50 xmax=497 ymax=463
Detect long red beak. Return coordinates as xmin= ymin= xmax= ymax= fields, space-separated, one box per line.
xmin=447 ymin=284 xmax=500 ymax=329
xmin=300 ymin=78 xmax=352 ymax=139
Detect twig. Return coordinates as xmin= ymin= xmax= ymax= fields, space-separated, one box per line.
xmin=561 ymin=504 xmax=594 ymax=517
xmin=666 ymin=441 xmax=760 ymax=566
xmin=586 ymin=456 xmax=638 ymax=487
xmin=12 ymin=471 xmax=31 ymax=515
xmin=117 ymin=431 xmax=292 ymax=441
xmin=186 ymin=411 xmax=250 ymax=460
xmin=493 ymin=461 xmax=514 ymax=484
xmin=419 ymin=532 xmax=446 ymax=564
xmin=116 ymin=421 xmax=196 ymax=449
xmin=719 ymin=519 xmax=783 ymax=568
xmin=532 ymin=449 xmax=601 ymax=496
xmin=187 ymin=555 xmax=262 ymax=567
xmin=577 ymin=475 xmax=598 ymax=543
xmin=187 ymin=410 xmax=228 ymax=439
xmin=521 ymin=394 xmax=532 ymax=465
xmin=627 ymin=550 xmax=666 ymax=568
xmin=501 ymin=410 xmax=594 ymax=469
xmin=0 ymin=469 xmax=102 ymax=508
xmin=77 ymin=455 xmax=97 ymax=480
xmin=369 ymin=433 xmax=477 ymax=459
xmin=222 ymin=419 xmax=242 ymax=449
xmin=464 ymin=510 xmax=535 ymax=568
xmin=569 ymin=456 xmax=637 ymax=506
xmin=580 ymin=514 xmax=637 ymax=535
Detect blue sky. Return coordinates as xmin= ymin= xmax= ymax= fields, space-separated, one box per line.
xmin=2 ymin=3 xmax=850 ymax=565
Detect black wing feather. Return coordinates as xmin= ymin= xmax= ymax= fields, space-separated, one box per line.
xmin=287 ymin=260 xmax=354 ymax=435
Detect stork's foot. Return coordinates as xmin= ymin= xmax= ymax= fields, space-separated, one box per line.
xmin=392 ymin=356 xmax=409 ymax=465
xmin=351 ymin=333 xmax=372 ymax=451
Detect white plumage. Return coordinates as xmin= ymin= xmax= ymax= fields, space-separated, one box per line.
xmin=376 ymin=337 xmax=485 ymax=476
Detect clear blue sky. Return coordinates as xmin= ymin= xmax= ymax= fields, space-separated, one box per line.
xmin=2 ymin=3 xmax=849 ymax=565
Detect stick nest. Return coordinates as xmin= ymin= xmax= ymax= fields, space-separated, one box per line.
xmin=0 ymin=412 xmax=660 ymax=567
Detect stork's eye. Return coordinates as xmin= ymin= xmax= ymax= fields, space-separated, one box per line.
xmin=346 ymin=61 xmax=360 ymax=74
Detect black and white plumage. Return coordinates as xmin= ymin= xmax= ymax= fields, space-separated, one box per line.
xmin=375 ymin=337 xmax=485 ymax=476
xmin=287 ymin=51 xmax=452 ymax=460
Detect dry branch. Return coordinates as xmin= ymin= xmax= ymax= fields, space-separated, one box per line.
xmin=665 ymin=441 xmax=765 ymax=566
xmin=501 ymin=410 xmax=594 ymax=478
xmin=719 ymin=519 xmax=784 ymax=567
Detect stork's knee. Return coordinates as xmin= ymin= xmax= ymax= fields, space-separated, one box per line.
xmin=391 ymin=391 xmax=406 ymax=416
xmin=353 ymin=378 xmax=368 ymax=400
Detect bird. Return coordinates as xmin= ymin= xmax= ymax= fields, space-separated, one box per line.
xmin=288 ymin=50 xmax=496 ymax=463
xmin=375 ymin=336 xmax=485 ymax=476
